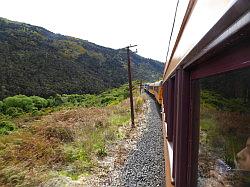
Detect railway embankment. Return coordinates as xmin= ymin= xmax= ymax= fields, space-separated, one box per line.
xmin=74 ymin=94 xmax=165 ymax=187
xmin=0 ymin=86 xmax=166 ymax=186
xmin=117 ymin=94 xmax=165 ymax=186
xmin=73 ymin=93 xmax=166 ymax=187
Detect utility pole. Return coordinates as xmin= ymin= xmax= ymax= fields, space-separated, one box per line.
xmin=140 ymin=80 xmax=142 ymax=95
xmin=126 ymin=44 xmax=137 ymax=128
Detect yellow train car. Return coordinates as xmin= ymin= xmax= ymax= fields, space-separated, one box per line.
xmin=148 ymin=83 xmax=155 ymax=95
xmin=146 ymin=81 xmax=163 ymax=105
xmin=153 ymin=81 xmax=163 ymax=104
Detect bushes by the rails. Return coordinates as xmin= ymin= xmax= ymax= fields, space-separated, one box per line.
xmin=0 ymin=82 xmax=138 ymax=117
xmin=30 ymin=96 xmax=48 ymax=109
xmin=3 ymin=95 xmax=34 ymax=112
xmin=98 ymin=84 xmax=129 ymax=106
xmin=5 ymin=107 xmax=23 ymax=117
xmin=61 ymin=94 xmax=86 ymax=105
xmin=0 ymin=101 xmax=3 ymax=112
xmin=1 ymin=95 xmax=49 ymax=117
xmin=47 ymin=94 xmax=64 ymax=107
xmin=93 ymin=143 xmax=107 ymax=158
xmin=0 ymin=121 xmax=16 ymax=135
xmin=44 ymin=126 xmax=74 ymax=143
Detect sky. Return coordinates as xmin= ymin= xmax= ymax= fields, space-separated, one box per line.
xmin=0 ymin=0 xmax=177 ymax=62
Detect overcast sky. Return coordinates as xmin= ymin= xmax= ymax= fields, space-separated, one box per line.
xmin=0 ymin=0 xmax=177 ymax=62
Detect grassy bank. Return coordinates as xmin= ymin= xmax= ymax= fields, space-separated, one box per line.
xmin=0 ymin=82 xmax=146 ymax=186
xmin=200 ymin=90 xmax=250 ymax=167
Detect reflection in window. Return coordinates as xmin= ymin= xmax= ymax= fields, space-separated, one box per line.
xmin=198 ymin=68 xmax=250 ymax=187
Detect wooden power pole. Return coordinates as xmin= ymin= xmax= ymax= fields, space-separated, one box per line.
xmin=126 ymin=45 xmax=137 ymax=128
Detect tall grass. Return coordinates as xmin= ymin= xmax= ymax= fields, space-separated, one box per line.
xmin=0 ymin=81 xmax=145 ymax=186
xmin=200 ymin=90 xmax=250 ymax=167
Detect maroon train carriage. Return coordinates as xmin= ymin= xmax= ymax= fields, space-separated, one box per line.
xmin=161 ymin=0 xmax=250 ymax=187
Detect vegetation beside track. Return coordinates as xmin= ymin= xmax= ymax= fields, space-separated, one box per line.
xmin=200 ymin=90 xmax=250 ymax=167
xmin=0 ymin=81 xmax=146 ymax=186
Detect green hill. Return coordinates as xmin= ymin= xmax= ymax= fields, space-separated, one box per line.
xmin=0 ymin=17 xmax=163 ymax=99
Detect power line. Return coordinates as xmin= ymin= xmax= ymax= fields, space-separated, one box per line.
xmin=165 ymin=0 xmax=179 ymax=64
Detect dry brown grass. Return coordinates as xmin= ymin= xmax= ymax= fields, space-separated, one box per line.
xmin=0 ymin=97 xmax=137 ymax=186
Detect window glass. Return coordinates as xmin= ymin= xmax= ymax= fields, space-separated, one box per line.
xmin=198 ymin=68 xmax=250 ymax=186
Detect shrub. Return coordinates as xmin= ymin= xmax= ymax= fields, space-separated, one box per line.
xmin=30 ymin=96 xmax=48 ymax=109
xmin=201 ymin=91 xmax=227 ymax=110
xmin=0 ymin=166 xmax=26 ymax=186
xmin=82 ymin=94 xmax=100 ymax=107
xmin=5 ymin=107 xmax=23 ymax=117
xmin=44 ymin=126 xmax=74 ymax=142
xmin=62 ymin=94 xmax=86 ymax=105
xmin=100 ymin=95 xmax=115 ymax=105
xmin=1 ymin=95 xmax=49 ymax=116
xmin=94 ymin=143 xmax=107 ymax=158
xmin=98 ymin=85 xmax=130 ymax=107
xmin=46 ymin=94 xmax=64 ymax=107
xmin=0 ymin=101 xmax=3 ymax=112
xmin=3 ymin=95 xmax=34 ymax=112
xmin=64 ymin=145 xmax=90 ymax=162
xmin=0 ymin=121 xmax=16 ymax=135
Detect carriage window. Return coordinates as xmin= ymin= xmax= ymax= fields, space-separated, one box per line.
xmin=198 ymin=68 xmax=250 ymax=187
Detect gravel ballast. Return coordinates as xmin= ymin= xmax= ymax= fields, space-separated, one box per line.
xmin=117 ymin=94 xmax=165 ymax=187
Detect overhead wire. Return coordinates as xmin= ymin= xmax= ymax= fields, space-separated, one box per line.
xmin=165 ymin=0 xmax=179 ymax=65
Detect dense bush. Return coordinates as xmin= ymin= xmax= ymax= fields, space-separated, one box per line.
xmin=61 ymin=94 xmax=86 ymax=105
xmin=0 ymin=121 xmax=16 ymax=135
xmin=94 ymin=143 xmax=107 ymax=158
xmin=0 ymin=82 xmax=138 ymax=117
xmin=3 ymin=95 xmax=34 ymax=112
xmin=30 ymin=96 xmax=48 ymax=109
xmin=44 ymin=126 xmax=74 ymax=143
xmin=0 ymin=80 xmax=142 ymax=186
xmin=47 ymin=94 xmax=64 ymax=107
xmin=5 ymin=107 xmax=23 ymax=117
xmin=1 ymin=95 xmax=48 ymax=116
xmin=98 ymin=84 xmax=130 ymax=106
xmin=0 ymin=101 xmax=3 ymax=112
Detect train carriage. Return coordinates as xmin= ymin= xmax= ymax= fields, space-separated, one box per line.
xmin=160 ymin=0 xmax=250 ymax=187
xmin=152 ymin=81 xmax=163 ymax=104
xmin=148 ymin=83 xmax=155 ymax=95
xmin=145 ymin=81 xmax=163 ymax=105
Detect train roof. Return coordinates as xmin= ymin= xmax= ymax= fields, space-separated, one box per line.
xmin=163 ymin=0 xmax=249 ymax=82
xmin=148 ymin=80 xmax=162 ymax=87
xmin=154 ymin=80 xmax=162 ymax=86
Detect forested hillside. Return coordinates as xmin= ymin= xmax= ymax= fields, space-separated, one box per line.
xmin=0 ymin=17 xmax=163 ymax=99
